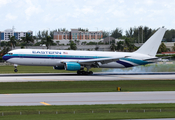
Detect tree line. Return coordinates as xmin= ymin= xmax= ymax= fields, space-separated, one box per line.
xmin=103 ymin=26 xmax=175 ymax=42
xmin=103 ymin=26 xmax=175 ymax=53
xmin=1 ymin=26 xmax=175 ymax=56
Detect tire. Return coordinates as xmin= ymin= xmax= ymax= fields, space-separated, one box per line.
xmin=77 ymin=70 xmax=81 ymax=75
xmin=82 ymin=71 xmax=85 ymax=75
xmin=89 ymin=71 xmax=93 ymax=75
xmin=14 ymin=69 xmax=18 ymax=72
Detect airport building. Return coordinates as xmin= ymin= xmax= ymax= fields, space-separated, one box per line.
xmin=0 ymin=27 xmax=33 ymax=41
xmin=53 ymin=29 xmax=103 ymax=40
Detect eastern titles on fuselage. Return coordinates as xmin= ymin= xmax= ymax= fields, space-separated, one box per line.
xmin=32 ymin=51 xmax=62 ymax=55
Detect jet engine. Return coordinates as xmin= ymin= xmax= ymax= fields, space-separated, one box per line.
xmin=53 ymin=65 xmax=64 ymax=70
xmin=64 ymin=62 xmax=83 ymax=71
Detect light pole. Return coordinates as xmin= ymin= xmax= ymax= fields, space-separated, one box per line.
xmin=109 ymin=31 xmax=110 ymax=45
xmin=46 ymin=28 xmax=50 ymax=36
xmin=142 ymin=28 xmax=143 ymax=43
xmin=138 ymin=29 xmax=139 ymax=43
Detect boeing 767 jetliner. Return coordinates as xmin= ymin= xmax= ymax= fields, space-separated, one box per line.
xmin=3 ymin=28 xmax=166 ymax=75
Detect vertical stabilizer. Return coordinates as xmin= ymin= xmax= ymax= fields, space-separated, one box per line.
xmin=134 ymin=28 xmax=166 ymax=56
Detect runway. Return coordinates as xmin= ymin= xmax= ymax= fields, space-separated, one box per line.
xmin=0 ymin=72 xmax=175 ymax=82
xmin=0 ymin=91 xmax=175 ymax=106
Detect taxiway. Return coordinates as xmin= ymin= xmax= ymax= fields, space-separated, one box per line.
xmin=0 ymin=91 xmax=175 ymax=106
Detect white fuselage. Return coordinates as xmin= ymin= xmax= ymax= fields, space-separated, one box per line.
xmin=3 ymin=49 xmax=156 ymax=68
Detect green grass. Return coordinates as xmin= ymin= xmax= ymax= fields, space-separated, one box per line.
xmin=0 ymin=104 xmax=175 ymax=119
xmin=0 ymin=65 xmax=105 ymax=73
xmin=1 ymin=113 xmax=175 ymax=120
xmin=0 ymin=66 xmax=74 ymax=73
xmin=0 ymin=80 xmax=175 ymax=94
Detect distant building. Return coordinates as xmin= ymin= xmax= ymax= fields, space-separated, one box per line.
xmin=103 ymin=37 xmax=124 ymax=44
xmin=161 ymin=52 xmax=175 ymax=55
xmin=103 ymin=37 xmax=115 ymax=43
xmin=54 ymin=29 xmax=103 ymax=40
xmin=0 ymin=27 xmax=33 ymax=41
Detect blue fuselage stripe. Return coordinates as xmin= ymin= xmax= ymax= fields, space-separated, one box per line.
xmin=116 ymin=61 xmax=134 ymax=67
xmin=3 ymin=54 xmax=105 ymax=61
xmin=120 ymin=58 xmax=151 ymax=65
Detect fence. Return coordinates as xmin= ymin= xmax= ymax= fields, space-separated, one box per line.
xmin=1 ymin=109 xmax=175 ymax=116
xmin=0 ymin=62 xmax=12 ymax=66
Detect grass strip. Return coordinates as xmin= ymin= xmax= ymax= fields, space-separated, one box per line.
xmin=0 ymin=104 xmax=175 ymax=119
xmin=0 ymin=66 xmax=104 ymax=73
xmin=0 ymin=80 xmax=175 ymax=94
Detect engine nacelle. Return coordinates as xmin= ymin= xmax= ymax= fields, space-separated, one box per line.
xmin=65 ymin=62 xmax=82 ymax=71
xmin=53 ymin=65 xmax=64 ymax=70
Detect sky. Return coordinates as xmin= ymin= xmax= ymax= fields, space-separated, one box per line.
xmin=0 ymin=0 xmax=175 ymax=35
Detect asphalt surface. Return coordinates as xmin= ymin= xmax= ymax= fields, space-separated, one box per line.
xmin=0 ymin=91 xmax=175 ymax=106
xmin=0 ymin=72 xmax=175 ymax=82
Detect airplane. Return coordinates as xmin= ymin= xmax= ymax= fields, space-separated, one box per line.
xmin=2 ymin=28 xmax=166 ymax=75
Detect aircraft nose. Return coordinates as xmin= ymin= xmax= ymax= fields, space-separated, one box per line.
xmin=2 ymin=55 xmax=9 ymax=61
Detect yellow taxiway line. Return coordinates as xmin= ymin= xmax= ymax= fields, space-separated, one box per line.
xmin=40 ymin=102 xmax=51 ymax=106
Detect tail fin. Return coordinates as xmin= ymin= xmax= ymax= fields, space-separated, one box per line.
xmin=134 ymin=28 xmax=166 ymax=56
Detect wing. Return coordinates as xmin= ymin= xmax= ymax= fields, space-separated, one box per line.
xmin=60 ymin=56 xmax=130 ymax=66
xmin=78 ymin=57 xmax=128 ymax=64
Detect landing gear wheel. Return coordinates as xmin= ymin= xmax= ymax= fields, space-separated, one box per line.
xmin=77 ymin=70 xmax=81 ymax=75
xmin=14 ymin=65 xmax=18 ymax=72
xmin=82 ymin=71 xmax=85 ymax=75
xmin=77 ymin=71 xmax=93 ymax=75
xmin=14 ymin=69 xmax=18 ymax=72
xmin=85 ymin=71 xmax=89 ymax=75
xmin=89 ymin=71 xmax=93 ymax=75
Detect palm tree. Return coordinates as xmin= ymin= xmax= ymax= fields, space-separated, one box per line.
xmin=42 ymin=36 xmax=54 ymax=49
xmin=124 ymin=38 xmax=135 ymax=52
xmin=0 ymin=47 xmax=10 ymax=56
xmin=21 ymin=33 xmax=34 ymax=48
xmin=82 ymin=41 xmax=87 ymax=45
xmin=69 ymin=40 xmax=77 ymax=50
xmin=74 ymin=39 xmax=77 ymax=45
xmin=111 ymin=28 xmax=122 ymax=38
xmin=77 ymin=40 xmax=80 ymax=45
xmin=56 ymin=41 xmax=60 ymax=46
xmin=110 ymin=43 xmax=116 ymax=51
xmin=8 ymin=35 xmax=16 ymax=49
xmin=116 ymin=41 xmax=124 ymax=51
xmin=126 ymin=27 xmax=134 ymax=38
xmin=158 ymin=42 xmax=167 ymax=53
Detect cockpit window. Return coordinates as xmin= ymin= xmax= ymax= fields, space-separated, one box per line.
xmin=8 ymin=53 xmax=13 ymax=55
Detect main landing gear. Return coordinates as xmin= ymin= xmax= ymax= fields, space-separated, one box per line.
xmin=14 ymin=64 xmax=18 ymax=72
xmin=77 ymin=70 xmax=93 ymax=75
xmin=77 ymin=66 xmax=93 ymax=75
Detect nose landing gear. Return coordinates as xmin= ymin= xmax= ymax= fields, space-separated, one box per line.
xmin=14 ymin=64 xmax=18 ymax=72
